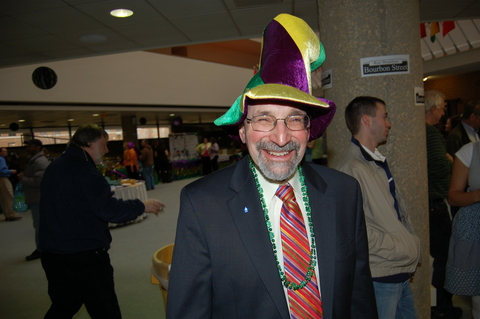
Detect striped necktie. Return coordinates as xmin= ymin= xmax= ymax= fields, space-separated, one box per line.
xmin=276 ymin=183 xmax=323 ymax=318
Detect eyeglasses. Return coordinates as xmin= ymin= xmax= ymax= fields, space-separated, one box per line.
xmin=245 ymin=114 xmax=310 ymax=132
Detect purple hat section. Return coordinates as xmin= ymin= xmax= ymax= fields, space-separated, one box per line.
xmin=260 ymin=20 xmax=309 ymax=94
xmin=309 ymin=98 xmax=336 ymax=140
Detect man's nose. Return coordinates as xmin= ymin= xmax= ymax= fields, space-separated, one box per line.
xmin=269 ymin=120 xmax=292 ymax=146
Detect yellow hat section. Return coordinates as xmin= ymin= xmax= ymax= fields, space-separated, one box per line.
xmin=244 ymin=84 xmax=330 ymax=109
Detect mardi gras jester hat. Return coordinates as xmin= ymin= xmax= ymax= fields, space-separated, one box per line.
xmin=214 ymin=13 xmax=336 ymax=142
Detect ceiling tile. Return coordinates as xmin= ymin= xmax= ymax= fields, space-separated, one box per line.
xmin=113 ymin=19 xmax=185 ymax=41
xmin=6 ymin=35 xmax=83 ymax=53
xmin=171 ymin=12 xmax=237 ymax=34
xmin=0 ymin=0 xmax=66 ymax=15
xmin=0 ymin=16 xmax=48 ymax=41
xmin=12 ymin=6 xmax=103 ymax=34
xmin=148 ymin=0 xmax=227 ymax=18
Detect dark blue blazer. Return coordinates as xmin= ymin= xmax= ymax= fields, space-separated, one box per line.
xmin=167 ymin=157 xmax=377 ymax=319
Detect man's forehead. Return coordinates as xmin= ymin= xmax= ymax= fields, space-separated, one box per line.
xmin=249 ymin=103 xmax=307 ymax=115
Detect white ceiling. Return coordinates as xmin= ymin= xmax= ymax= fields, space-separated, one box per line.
xmin=1 ymin=0 xmax=480 ymax=131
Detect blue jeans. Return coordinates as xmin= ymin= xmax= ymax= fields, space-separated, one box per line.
xmin=143 ymin=166 xmax=155 ymax=190
xmin=373 ymin=279 xmax=417 ymax=319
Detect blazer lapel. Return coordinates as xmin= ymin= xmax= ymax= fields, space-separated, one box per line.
xmin=227 ymin=158 xmax=290 ymax=319
xmin=303 ymin=163 xmax=336 ymax=318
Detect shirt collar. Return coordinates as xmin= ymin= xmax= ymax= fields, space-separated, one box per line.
xmin=462 ymin=121 xmax=479 ymax=142
xmin=351 ymin=137 xmax=386 ymax=162
xmin=254 ymin=165 xmax=301 ymax=202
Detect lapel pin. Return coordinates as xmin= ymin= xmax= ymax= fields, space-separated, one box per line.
xmin=244 ymin=207 xmax=249 ymax=213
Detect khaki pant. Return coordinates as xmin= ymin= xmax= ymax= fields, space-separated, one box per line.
xmin=0 ymin=177 xmax=18 ymax=218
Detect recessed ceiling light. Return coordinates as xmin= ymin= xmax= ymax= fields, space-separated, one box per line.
xmin=18 ymin=119 xmax=25 ymax=122
xmin=79 ymin=34 xmax=107 ymax=43
xmin=110 ymin=9 xmax=134 ymax=18
xmin=169 ymin=114 xmax=175 ymax=117
xmin=93 ymin=114 xmax=100 ymax=117
xmin=68 ymin=119 xmax=74 ymax=122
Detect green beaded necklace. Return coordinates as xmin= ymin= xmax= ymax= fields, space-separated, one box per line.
xmin=248 ymin=157 xmax=317 ymax=291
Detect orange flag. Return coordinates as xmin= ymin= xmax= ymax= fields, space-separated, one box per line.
xmin=430 ymin=22 xmax=440 ymax=42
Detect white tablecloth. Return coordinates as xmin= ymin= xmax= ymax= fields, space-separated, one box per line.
xmin=109 ymin=181 xmax=147 ymax=227
xmin=112 ymin=181 xmax=148 ymax=201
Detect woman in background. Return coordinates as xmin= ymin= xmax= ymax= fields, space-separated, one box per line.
xmin=446 ymin=141 xmax=480 ymax=319
xmin=123 ymin=142 xmax=139 ymax=179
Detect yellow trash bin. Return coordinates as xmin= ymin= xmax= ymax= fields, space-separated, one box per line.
xmin=151 ymin=244 xmax=174 ymax=308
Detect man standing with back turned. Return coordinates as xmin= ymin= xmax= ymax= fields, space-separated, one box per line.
xmin=167 ymin=14 xmax=377 ymax=319
xmin=336 ymin=96 xmax=421 ymax=318
xmin=39 ymin=124 xmax=164 ymax=319
xmin=425 ymin=90 xmax=462 ymax=319
xmin=17 ymin=138 xmax=50 ymax=261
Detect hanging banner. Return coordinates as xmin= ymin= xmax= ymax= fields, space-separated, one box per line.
xmin=360 ymin=54 xmax=410 ymax=77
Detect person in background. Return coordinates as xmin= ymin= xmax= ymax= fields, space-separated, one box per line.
xmin=0 ymin=147 xmax=21 ymax=221
xmin=445 ymin=141 xmax=480 ymax=319
xmin=196 ymin=137 xmax=211 ymax=175
xmin=153 ymin=140 xmax=171 ymax=183
xmin=140 ymin=139 xmax=155 ymax=190
xmin=167 ymin=14 xmax=377 ymax=319
xmin=425 ymin=90 xmax=462 ymax=319
xmin=123 ymin=141 xmax=139 ymax=179
xmin=209 ymin=137 xmax=219 ymax=171
xmin=39 ymin=124 xmax=164 ymax=318
xmin=446 ymin=100 xmax=480 ymax=158
xmin=17 ymin=139 xmax=50 ymax=261
xmin=444 ymin=115 xmax=462 ymax=136
xmin=337 ymin=96 xmax=420 ymax=319
xmin=6 ymin=151 xmax=20 ymax=189
xmin=42 ymin=147 xmax=55 ymax=162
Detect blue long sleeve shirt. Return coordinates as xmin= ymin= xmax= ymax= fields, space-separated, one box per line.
xmin=0 ymin=156 xmax=11 ymax=177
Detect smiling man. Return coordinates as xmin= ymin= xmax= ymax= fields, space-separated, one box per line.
xmin=336 ymin=96 xmax=421 ymax=319
xmin=167 ymin=14 xmax=377 ymax=319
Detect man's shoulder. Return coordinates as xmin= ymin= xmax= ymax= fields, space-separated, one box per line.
xmin=335 ymin=144 xmax=368 ymax=172
xmin=305 ymin=162 xmax=360 ymax=189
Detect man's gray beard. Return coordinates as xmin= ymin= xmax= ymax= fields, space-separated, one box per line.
xmin=255 ymin=140 xmax=301 ymax=182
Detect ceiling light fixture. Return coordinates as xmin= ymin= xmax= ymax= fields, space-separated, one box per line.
xmin=68 ymin=119 xmax=74 ymax=122
xmin=110 ymin=9 xmax=134 ymax=18
xmin=93 ymin=114 xmax=100 ymax=117
xmin=169 ymin=113 xmax=175 ymax=117
xmin=423 ymin=77 xmax=429 ymax=81
xmin=18 ymin=119 xmax=25 ymax=122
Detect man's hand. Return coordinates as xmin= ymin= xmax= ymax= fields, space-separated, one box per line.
xmin=17 ymin=172 xmax=23 ymax=180
xmin=143 ymin=199 xmax=165 ymax=216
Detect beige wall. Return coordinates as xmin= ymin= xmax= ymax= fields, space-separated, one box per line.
xmin=0 ymin=51 xmax=253 ymax=107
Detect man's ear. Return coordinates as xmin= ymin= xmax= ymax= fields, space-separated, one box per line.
xmin=361 ymin=114 xmax=371 ymax=127
xmin=239 ymin=123 xmax=246 ymax=144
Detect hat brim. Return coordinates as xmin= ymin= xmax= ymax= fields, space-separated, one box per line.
xmin=219 ymin=83 xmax=336 ymax=142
